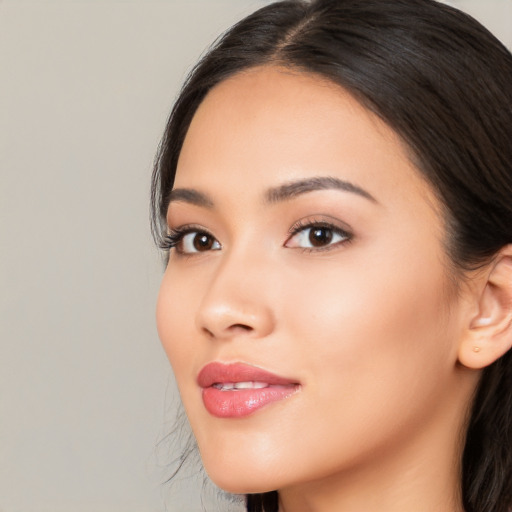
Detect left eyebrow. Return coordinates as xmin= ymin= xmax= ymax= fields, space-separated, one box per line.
xmin=265 ymin=176 xmax=377 ymax=204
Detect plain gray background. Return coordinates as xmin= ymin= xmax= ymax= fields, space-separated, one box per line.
xmin=1 ymin=1 xmax=511 ymax=511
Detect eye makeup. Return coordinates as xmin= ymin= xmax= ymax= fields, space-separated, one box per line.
xmin=161 ymin=224 xmax=220 ymax=255
xmin=162 ymin=213 xmax=354 ymax=258
xmin=285 ymin=216 xmax=353 ymax=253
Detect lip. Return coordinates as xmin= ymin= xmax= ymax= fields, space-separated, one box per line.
xmin=198 ymin=362 xmax=300 ymax=418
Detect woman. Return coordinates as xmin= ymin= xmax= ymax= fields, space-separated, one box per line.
xmin=151 ymin=1 xmax=512 ymax=511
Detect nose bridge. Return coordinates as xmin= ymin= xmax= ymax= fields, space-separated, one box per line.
xmin=196 ymin=243 xmax=275 ymax=339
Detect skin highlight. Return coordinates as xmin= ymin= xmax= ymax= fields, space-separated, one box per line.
xmin=156 ymin=66 xmax=484 ymax=511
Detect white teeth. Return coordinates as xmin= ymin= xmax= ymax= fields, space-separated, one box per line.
xmin=235 ymin=381 xmax=267 ymax=389
xmin=214 ymin=381 xmax=268 ymax=391
xmin=234 ymin=381 xmax=254 ymax=390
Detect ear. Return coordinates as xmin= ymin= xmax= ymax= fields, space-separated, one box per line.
xmin=458 ymin=245 xmax=512 ymax=369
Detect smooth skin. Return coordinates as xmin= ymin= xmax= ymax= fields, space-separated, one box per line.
xmin=157 ymin=66 xmax=512 ymax=512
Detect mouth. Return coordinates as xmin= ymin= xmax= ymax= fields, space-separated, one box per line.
xmin=197 ymin=362 xmax=300 ymax=418
xmin=213 ymin=381 xmax=272 ymax=390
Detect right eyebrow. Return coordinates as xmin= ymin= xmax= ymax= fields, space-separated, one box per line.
xmin=166 ymin=188 xmax=214 ymax=209
xmin=265 ymin=176 xmax=377 ymax=204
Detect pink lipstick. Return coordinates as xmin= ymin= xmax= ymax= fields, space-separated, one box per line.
xmin=198 ymin=362 xmax=300 ymax=418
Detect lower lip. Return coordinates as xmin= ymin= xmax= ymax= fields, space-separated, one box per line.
xmin=202 ymin=385 xmax=298 ymax=418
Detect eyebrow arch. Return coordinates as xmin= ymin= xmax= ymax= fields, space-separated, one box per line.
xmin=167 ymin=188 xmax=214 ymax=208
xmin=167 ymin=176 xmax=376 ymax=211
xmin=265 ymin=176 xmax=377 ymax=204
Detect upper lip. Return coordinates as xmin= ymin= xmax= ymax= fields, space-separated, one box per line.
xmin=197 ymin=362 xmax=299 ymax=388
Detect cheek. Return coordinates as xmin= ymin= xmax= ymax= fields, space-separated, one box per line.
xmin=282 ymin=243 xmax=456 ymax=430
xmin=284 ymin=226 xmax=453 ymax=363
xmin=246 ymin=251 xmax=458 ymax=483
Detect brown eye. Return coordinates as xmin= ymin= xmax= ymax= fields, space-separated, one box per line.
xmin=285 ymin=222 xmax=351 ymax=251
xmin=193 ymin=233 xmax=215 ymax=251
xmin=179 ymin=231 xmax=221 ymax=254
xmin=309 ymin=227 xmax=333 ymax=247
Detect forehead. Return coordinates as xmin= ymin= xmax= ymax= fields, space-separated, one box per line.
xmin=175 ymin=65 xmax=437 ymax=215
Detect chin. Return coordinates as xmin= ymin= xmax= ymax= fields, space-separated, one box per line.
xmin=205 ymin=468 xmax=276 ymax=495
xmin=199 ymin=446 xmax=283 ymax=495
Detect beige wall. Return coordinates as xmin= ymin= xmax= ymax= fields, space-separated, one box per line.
xmin=1 ymin=1 xmax=510 ymax=511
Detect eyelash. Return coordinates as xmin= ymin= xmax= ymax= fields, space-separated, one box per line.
xmin=162 ymin=220 xmax=353 ymax=255
xmin=286 ymin=218 xmax=353 ymax=253
xmin=161 ymin=225 xmax=217 ymax=254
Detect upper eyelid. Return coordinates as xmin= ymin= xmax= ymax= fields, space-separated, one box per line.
xmin=168 ymin=223 xmax=213 ymax=235
xmin=169 ymin=225 xmax=219 ymax=244
xmin=289 ymin=221 xmax=348 ymax=233
xmin=163 ymin=223 xmax=216 ymax=244
xmin=288 ymin=216 xmax=353 ymax=235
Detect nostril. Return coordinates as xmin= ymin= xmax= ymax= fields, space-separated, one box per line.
xmin=230 ymin=323 xmax=253 ymax=332
xmin=201 ymin=324 xmax=252 ymax=338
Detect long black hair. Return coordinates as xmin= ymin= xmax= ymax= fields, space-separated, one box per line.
xmin=151 ymin=1 xmax=512 ymax=511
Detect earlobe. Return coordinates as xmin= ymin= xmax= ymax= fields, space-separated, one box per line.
xmin=458 ymin=245 xmax=512 ymax=369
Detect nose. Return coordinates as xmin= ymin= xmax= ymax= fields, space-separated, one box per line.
xmin=196 ymin=252 xmax=276 ymax=340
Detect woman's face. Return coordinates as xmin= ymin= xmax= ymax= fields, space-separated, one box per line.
xmin=157 ymin=66 xmax=472 ymax=495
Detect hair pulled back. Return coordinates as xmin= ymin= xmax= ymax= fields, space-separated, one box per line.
xmin=151 ymin=1 xmax=512 ymax=511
